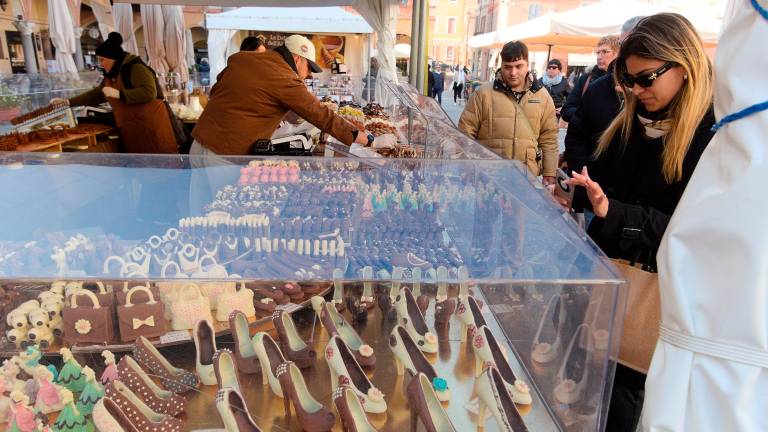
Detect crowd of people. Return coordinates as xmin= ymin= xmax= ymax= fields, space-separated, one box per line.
xmin=427 ymin=64 xmax=471 ymax=105
xmin=458 ymin=13 xmax=715 ymax=431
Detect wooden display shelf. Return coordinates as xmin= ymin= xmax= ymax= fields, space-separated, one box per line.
xmin=15 ymin=125 xmax=116 ymax=153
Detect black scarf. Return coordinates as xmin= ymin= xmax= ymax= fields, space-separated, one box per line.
xmin=493 ymin=75 xmax=529 ymax=103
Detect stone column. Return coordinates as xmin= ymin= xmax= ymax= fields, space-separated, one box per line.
xmin=14 ymin=20 xmax=38 ymax=74
xmin=73 ymin=27 xmax=85 ymax=71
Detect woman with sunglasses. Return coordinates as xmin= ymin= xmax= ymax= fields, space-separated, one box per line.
xmin=567 ymin=13 xmax=715 ymax=431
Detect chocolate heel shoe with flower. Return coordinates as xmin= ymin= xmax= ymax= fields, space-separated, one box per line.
xmin=194 ymin=319 xmax=218 ymax=386
xmin=273 ymin=311 xmax=316 ymax=369
xmin=395 ymin=287 xmax=438 ymax=354
xmin=325 ymin=336 xmax=386 ymax=414
xmin=133 ymin=336 xmax=199 ymax=394
xmin=475 ymin=367 xmax=529 ymax=432
xmin=313 ymin=296 xmax=376 ymax=368
xmin=252 ymin=331 xmax=288 ymax=397
xmin=389 ymin=325 xmax=450 ymax=402
xmin=406 ymin=373 xmax=456 ymax=432
xmin=216 ymin=388 xmax=263 ymax=432
xmin=214 ymin=349 xmax=242 ymax=393
xmin=455 ymin=295 xmax=487 ymax=342
xmin=228 ymin=311 xmax=261 ymax=374
xmin=104 ymin=380 xmax=183 ymax=432
xmin=472 ymin=325 xmax=532 ymax=405
xmin=532 ymin=294 xmax=565 ymax=364
xmin=277 ymin=361 xmax=335 ymax=432
xmin=554 ymin=324 xmax=592 ymax=405
xmin=117 ymin=356 xmax=186 ymax=416
xmin=334 ymin=384 xmax=378 ymax=432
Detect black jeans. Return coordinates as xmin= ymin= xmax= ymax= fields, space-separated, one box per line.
xmin=454 ymin=84 xmax=463 ymax=102
xmin=605 ymin=364 xmax=646 ymax=431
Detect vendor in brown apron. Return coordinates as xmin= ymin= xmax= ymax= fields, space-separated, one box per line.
xmin=65 ymin=32 xmax=177 ymax=154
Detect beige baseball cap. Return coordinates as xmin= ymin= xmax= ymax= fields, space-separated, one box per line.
xmin=284 ymin=35 xmax=322 ymax=73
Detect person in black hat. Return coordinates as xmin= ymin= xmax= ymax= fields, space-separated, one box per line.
xmin=538 ymin=58 xmax=571 ymax=116
xmin=60 ymin=32 xmax=177 ymax=154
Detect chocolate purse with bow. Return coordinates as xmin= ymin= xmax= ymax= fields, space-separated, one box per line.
xmin=117 ymin=285 xmax=167 ymax=342
xmin=63 ymin=289 xmax=116 ymax=345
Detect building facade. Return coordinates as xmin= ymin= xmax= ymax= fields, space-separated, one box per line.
xmin=427 ymin=0 xmax=477 ymax=68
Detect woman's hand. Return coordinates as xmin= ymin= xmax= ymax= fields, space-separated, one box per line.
xmin=567 ymin=166 xmax=609 ymax=218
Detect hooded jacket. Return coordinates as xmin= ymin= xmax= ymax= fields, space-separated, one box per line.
xmin=458 ymin=76 xmax=558 ymax=176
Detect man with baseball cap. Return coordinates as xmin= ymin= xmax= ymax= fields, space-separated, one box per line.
xmin=192 ymin=34 xmax=384 ymax=156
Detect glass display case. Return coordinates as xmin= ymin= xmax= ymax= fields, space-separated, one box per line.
xmin=0 ymin=152 xmax=625 ymax=432
xmin=0 ymin=73 xmax=103 ymax=126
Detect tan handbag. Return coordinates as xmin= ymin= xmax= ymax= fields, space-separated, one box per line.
xmin=63 ymin=289 xmax=115 ymax=345
xmin=157 ymin=261 xmax=188 ymax=306
xmin=192 ymin=256 xmax=232 ymax=310
xmin=169 ymin=283 xmax=213 ymax=330
xmin=116 ymin=285 xmax=167 ymax=342
xmin=215 ymin=281 xmax=255 ymax=322
xmin=612 ymin=259 xmax=661 ymax=373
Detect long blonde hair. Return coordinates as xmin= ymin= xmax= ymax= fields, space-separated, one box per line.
xmin=597 ymin=13 xmax=713 ymax=184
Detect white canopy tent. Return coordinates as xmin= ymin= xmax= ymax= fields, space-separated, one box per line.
xmin=113 ymin=3 xmax=139 ymax=56
xmin=643 ymin=0 xmax=768 ymax=430
xmin=140 ymin=4 xmax=170 ymax=73
xmin=205 ymin=6 xmax=374 ymax=88
xmin=470 ymin=0 xmax=723 ymax=50
xmin=163 ymin=5 xmax=189 ymax=83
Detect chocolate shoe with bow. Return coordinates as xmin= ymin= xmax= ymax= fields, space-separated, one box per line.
xmin=272 ymin=310 xmax=316 ymax=369
xmin=117 ymin=355 xmax=186 ymax=416
xmin=104 ymin=380 xmax=183 ymax=432
xmin=133 ymin=336 xmax=199 ymax=394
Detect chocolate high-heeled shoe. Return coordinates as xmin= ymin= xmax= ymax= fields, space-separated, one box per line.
xmin=331 ymin=268 xmax=346 ymax=312
xmin=277 ymin=362 xmax=335 ymax=432
xmin=475 ymin=367 xmax=529 ymax=432
xmin=472 ymin=325 xmax=532 ymax=405
xmin=92 ymin=397 xmax=139 ymax=432
xmin=389 ymin=325 xmax=450 ymax=402
xmin=406 ymin=373 xmax=456 ymax=432
xmin=133 ymin=336 xmax=199 ymax=394
xmin=252 ymin=331 xmax=288 ymax=397
xmin=325 ymin=336 xmax=386 ymax=414
xmin=334 ymin=384 xmax=378 ymax=432
xmin=554 ymin=324 xmax=592 ymax=405
xmin=216 ymin=388 xmax=263 ymax=432
xmin=531 ymin=294 xmax=565 ymax=364
xmin=312 ymin=296 xmax=376 ymax=368
xmin=104 ymin=380 xmax=183 ymax=432
xmin=228 ymin=310 xmax=261 ymax=374
xmin=434 ymin=266 xmax=457 ymax=324
xmin=455 ymin=295 xmax=487 ymax=342
xmin=395 ymin=287 xmax=438 ymax=354
xmin=117 ymin=356 xmax=186 ymax=416
xmin=193 ymin=319 xmax=218 ymax=386
xmin=213 ymin=349 xmax=242 ymax=393
xmin=272 ymin=310 xmax=316 ymax=369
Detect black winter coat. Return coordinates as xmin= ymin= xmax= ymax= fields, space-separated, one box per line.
xmin=538 ymin=77 xmax=570 ymax=108
xmin=587 ymin=108 xmax=715 ymax=270
xmin=561 ymin=66 xmax=609 ymax=122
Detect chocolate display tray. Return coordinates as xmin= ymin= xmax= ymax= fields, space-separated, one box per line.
xmin=141 ymin=287 xmax=561 ymax=432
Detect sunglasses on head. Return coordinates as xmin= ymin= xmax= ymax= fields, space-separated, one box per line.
xmin=621 ymin=62 xmax=675 ymax=88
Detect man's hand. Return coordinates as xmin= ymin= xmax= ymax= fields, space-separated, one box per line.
xmin=50 ymin=98 xmax=68 ymax=105
xmin=566 ymin=166 xmax=609 ymax=218
xmin=102 ymin=87 xmax=120 ymax=99
xmin=372 ymin=134 xmax=397 ymax=149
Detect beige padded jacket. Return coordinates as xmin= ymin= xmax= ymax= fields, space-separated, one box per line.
xmin=458 ymin=81 xmax=559 ymax=176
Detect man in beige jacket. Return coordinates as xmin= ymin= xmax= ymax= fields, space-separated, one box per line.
xmin=459 ymin=41 xmax=558 ymax=185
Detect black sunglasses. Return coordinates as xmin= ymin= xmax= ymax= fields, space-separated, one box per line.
xmin=621 ymin=62 xmax=675 ymax=88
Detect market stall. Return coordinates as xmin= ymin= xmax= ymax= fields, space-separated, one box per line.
xmin=205 ymin=6 xmax=374 ymax=88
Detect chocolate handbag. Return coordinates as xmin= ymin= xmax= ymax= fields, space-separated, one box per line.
xmin=63 ymin=289 xmax=116 ymax=345
xmin=116 ymin=281 xmax=161 ymax=306
xmin=169 ymin=283 xmax=213 ymax=330
xmin=192 ymin=256 xmax=232 ymax=311
xmin=117 ymin=285 xmax=167 ymax=342
xmin=80 ymin=281 xmax=115 ymax=307
xmin=215 ymin=281 xmax=256 ymax=322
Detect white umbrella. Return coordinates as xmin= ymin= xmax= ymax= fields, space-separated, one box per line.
xmin=394 ymin=43 xmax=410 ymax=58
xmin=643 ymin=0 xmax=768 ymax=430
xmin=140 ymin=4 xmax=169 ymax=73
xmin=162 ymin=5 xmax=188 ymax=83
xmin=354 ymin=0 xmax=399 ymax=106
xmin=48 ymin=0 xmax=78 ymax=73
xmin=113 ymin=3 xmax=138 ymax=55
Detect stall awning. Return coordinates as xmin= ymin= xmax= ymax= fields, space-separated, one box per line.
xmin=205 ymin=6 xmax=373 ymax=33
